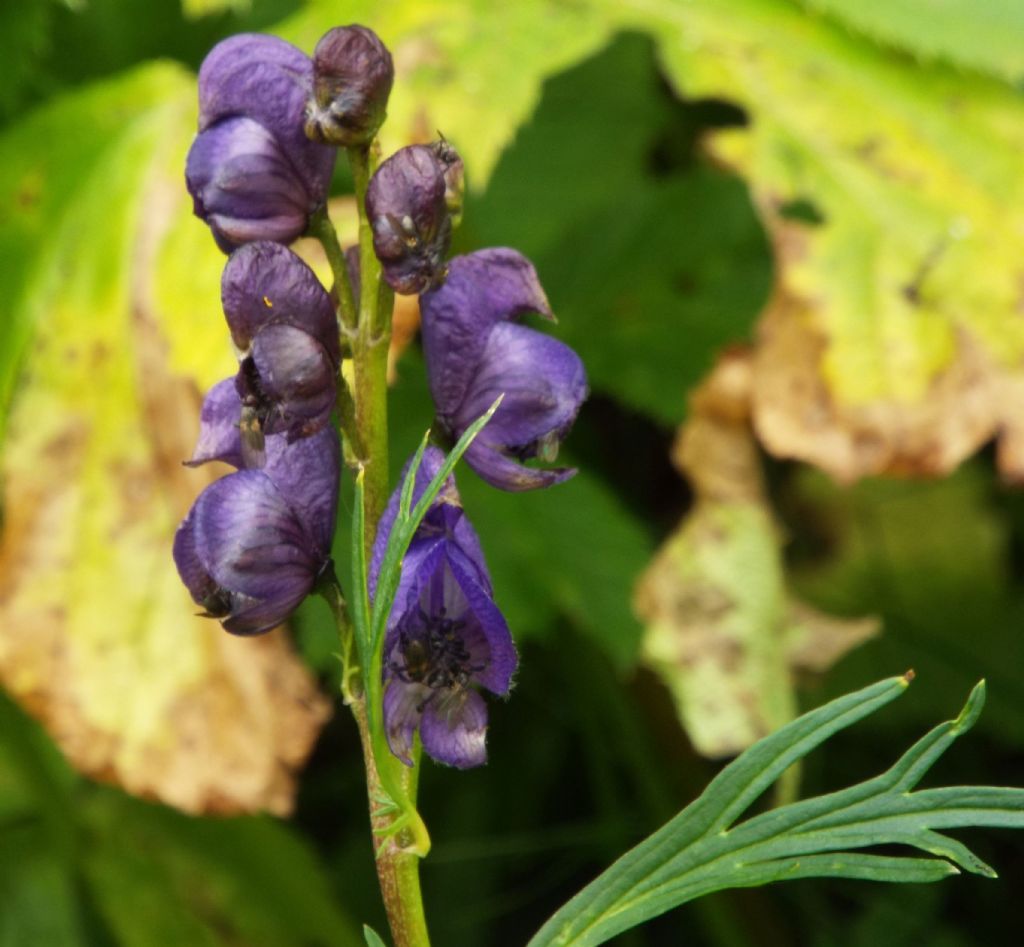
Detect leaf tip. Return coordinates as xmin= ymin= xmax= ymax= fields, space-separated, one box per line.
xmin=953 ymin=679 xmax=987 ymax=733
xmin=901 ymin=668 xmax=916 ymax=686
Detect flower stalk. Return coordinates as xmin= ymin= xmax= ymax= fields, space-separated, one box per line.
xmin=310 ymin=135 xmax=430 ymax=946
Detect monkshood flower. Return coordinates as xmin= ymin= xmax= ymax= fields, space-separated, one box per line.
xmin=305 ymin=25 xmax=394 ymax=147
xmin=366 ymin=141 xmax=464 ymax=294
xmin=419 ymin=248 xmax=588 ymax=491
xmin=370 ymin=446 xmax=516 ymax=769
xmin=221 ymin=242 xmax=340 ymax=453
xmin=186 ymin=34 xmax=336 ymax=252
xmin=174 ymin=380 xmax=340 ymax=635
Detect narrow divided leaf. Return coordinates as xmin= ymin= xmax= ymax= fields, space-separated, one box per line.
xmin=531 ymin=676 xmax=1023 ymax=947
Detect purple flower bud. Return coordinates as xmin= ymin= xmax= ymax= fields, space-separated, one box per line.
xmin=220 ymin=242 xmax=339 ymax=449
xmin=174 ymin=421 xmax=340 ymax=636
xmin=366 ymin=142 xmax=463 ymax=295
xmin=372 ymin=446 xmax=516 ymax=768
xmin=304 ymin=25 xmax=394 ymax=147
xmin=187 ymin=34 xmax=336 ymax=251
xmin=419 ymin=249 xmax=588 ymax=491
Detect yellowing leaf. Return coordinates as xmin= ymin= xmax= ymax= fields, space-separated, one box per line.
xmin=0 ymin=64 xmax=329 ymax=815
xmin=182 ymin=0 xmax=251 ymax=20
xmin=636 ymin=353 xmax=877 ymax=757
xmin=620 ymin=0 xmax=1024 ymax=482
xmin=801 ymin=0 xmax=1024 ymax=83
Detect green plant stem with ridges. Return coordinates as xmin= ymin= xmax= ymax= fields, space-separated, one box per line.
xmin=308 ymin=205 xmax=358 ymax=334
xmin=347 ymin=139 xmax=430 ymax=947
xmin=349 ymin=141 xmax=393 ymax=544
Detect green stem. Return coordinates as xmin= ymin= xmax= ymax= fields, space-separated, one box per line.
xmin=347 ymin=140 xmax=430 ymax=947
xmin=308 ymin=209 xmax=363 ymax=460
xmin=308 ymin=205 xmax=358 ymax=334
xmin=349 ymin=142 xmax=392 ymax=539
xmin=351 ymin=700 xmax=431 ymax=947
xmin=316 ymin=570 xmax=361 ymax=705
xmin=319 ymin=564 xmax=430 ymax=946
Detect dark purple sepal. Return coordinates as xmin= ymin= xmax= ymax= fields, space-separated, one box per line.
xmin=305 ymin=25 xmax=394 ymax=147
xmin=187 ymin=377 xmax=246 ymax=468
xmin=186 ymin=118 xmax=314 ymax=253
xmin=420 ymin=688 xmax=488 ymax=769
xmin=366 ymin=143 xmax=461 ymax=294
xmin=197 ymin=33 xmax=335 ymax=205
xmin=262 ymin=424 xmax=340 ymax=557
xmin=369 ymin=445 xmax=489 ymax=600
xmin=374 ymin=446 xmax=516 ymax=769
xmin=174 ymin=423 xmax=339 ymax=636
xmin=419 ymin=248 xmax=586 ymax=491
xmin=175 ymin=473 xmax=316 ymax=635
xmin=238 ymin=323 xmax=336 ymax=441
xmin=420 ymin=249 xmax=552 ymax=414
xmin=221 ymin=242 xmax=341 ymax=366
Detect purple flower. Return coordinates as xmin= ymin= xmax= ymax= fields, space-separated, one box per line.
xmin=419 ymin=248 xmax=588 ymax=491
xmin=366 ymin=142 xmax=464 ymax=295
xmin=221 ymin=242 xmax=340 ymax=453
xmin=371 ymin=446 xmax=516 ymax=768
xmin=187 ymin=34 xmax=337 ymax=252
xmin=174 ymin=380 xmax=340 ymax=635
xmin=305 ymin=25 xmax=394 ymax=147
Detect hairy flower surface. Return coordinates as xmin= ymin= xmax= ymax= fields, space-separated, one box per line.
xmin=221 ymin=242 xmax=340 ymax=452
xmin=371 ymin=447 xmax=516 ymax=768
xmin=420 ymin=248 xmax=588 ymax=490
xmin=305 ymin=25 xmax=394 ymax=146
xmin=187 ymin=34 xmax=336 ymax=252
xmin=174 ymin=380 xmax=340 ymax=635
xmin=366 ymin=142 xmax=463 ymax=294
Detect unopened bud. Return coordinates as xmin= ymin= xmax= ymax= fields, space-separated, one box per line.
xmin=305 ymin=25 xmax=394 ymax=147
xmin=366 ymin=141 xmax=464 ymax=295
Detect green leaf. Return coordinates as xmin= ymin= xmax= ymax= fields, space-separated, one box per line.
xmin=80 ymin=791 xmax=361 ymax=947
xmin=0 ymin=822 xmax=92 ymax=947
xmin=530 ymin=676 xmax=1024 ymax=947
xmin=801 ymin=0 xmax=1024 ymax=83
xmin=0 ymin=0 xmax=56 ymax=123
xmin=363 ymin=925 xmax=388 ymax=947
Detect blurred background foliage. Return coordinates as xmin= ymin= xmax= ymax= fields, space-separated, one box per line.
xmin=2 ymin=0 xmax=1024 ymax=944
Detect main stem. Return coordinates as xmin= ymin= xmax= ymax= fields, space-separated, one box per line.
xmin=350 ymin=143 xmax=393 ymax=544
xmin=348 ymin=142 xmax=429 ymax=947
xmin=319 ymin=577 xmax=429 ymax=945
